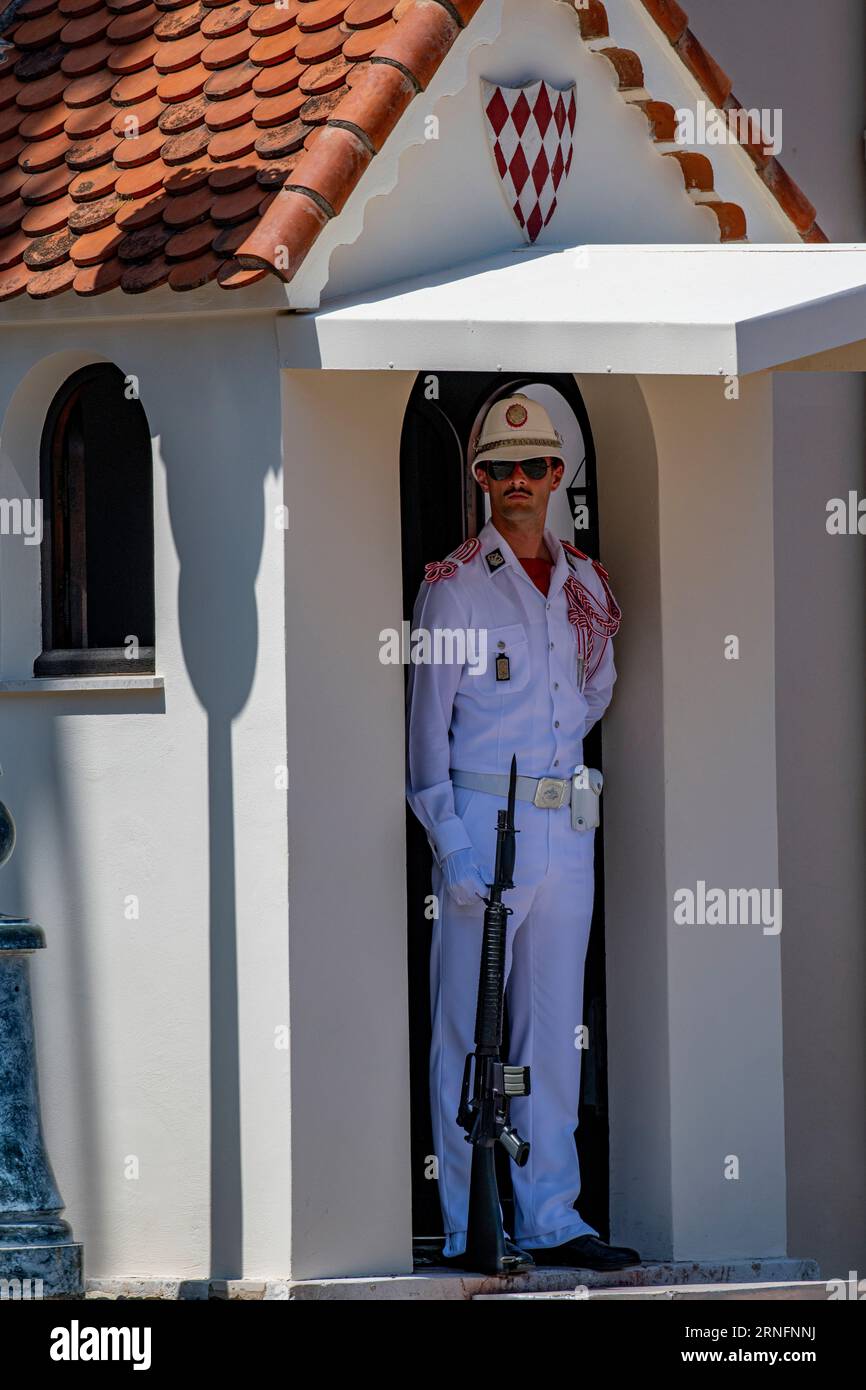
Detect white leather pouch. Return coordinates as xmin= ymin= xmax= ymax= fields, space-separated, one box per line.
xmin=571 ymin=765 xmax=603 ymax=831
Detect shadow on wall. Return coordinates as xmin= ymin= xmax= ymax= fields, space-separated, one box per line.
xmin=163 ymin=357 xmax=280 ymax=1280
xmin=0 ymin=343 xmax=282 ymax=1280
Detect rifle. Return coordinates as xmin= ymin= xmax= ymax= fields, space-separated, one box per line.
xmin=456 ymin=754 xmax=532 ymax=1274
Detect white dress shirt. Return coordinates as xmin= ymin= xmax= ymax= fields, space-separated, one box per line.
xmin=406 ymin=519 xmax=619 ymax=864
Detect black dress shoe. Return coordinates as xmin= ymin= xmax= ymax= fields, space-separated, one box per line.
xmin=526 ymin=1234 xmax=641 ymax=1270
xmin=441 ymin=1238 xmax=536 ymax=1275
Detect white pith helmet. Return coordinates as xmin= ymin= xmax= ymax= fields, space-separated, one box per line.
xmin=471 ymin=392 xmax=565 ymax=480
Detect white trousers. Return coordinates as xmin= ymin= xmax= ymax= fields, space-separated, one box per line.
xmin=430 ymin=790 xmax=600 ymax=1257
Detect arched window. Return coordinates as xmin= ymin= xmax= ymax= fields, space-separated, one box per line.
xmin=35 ymin=364 xmax=155 ymax=678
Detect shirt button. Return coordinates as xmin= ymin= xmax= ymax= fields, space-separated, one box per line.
xmin=549 ymin=641 xmax=554 ymax=650
xmin=554 ymin=720 xmax=560 ymax=728
xmin=553 ymin=682 xmax=559 ymax=690
xmin=553 ymin=759 xmax=559 ymax=767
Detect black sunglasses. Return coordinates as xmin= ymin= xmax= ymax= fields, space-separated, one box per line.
xmin=481 ymin=457 xmax=556 ymax=481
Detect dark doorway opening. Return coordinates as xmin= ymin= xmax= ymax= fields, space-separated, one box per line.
xmin=400 ymin=371 xmax=610 ymax=1266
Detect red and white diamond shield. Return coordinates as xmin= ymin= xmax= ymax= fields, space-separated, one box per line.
xmin=482 ymin=79 xmax=576 ymax=243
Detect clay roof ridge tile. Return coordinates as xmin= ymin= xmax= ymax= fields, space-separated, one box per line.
xmin=365 ymin=54 xmax=420 ymax=93
xmin=325 ymin=115 xmax=376 ymax=158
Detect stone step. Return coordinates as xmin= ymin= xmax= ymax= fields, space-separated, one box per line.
xmin=474 ymin=1280 xmax=830 ymax=1301
xmin=79 ymin=1260 xmax=824 ymax=1301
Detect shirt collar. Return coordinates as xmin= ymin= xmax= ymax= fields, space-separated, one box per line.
xmin=544 ymin=528 xmax=572 ymax=603
xmin=478 ymin=520 xmax=571 ymax=601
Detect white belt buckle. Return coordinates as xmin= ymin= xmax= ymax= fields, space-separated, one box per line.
xmin=533 ymin=777 xmax=570 ymax=809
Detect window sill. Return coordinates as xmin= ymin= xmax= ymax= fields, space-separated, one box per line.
xmin=0 ymin=676 xmax=165 ymax=694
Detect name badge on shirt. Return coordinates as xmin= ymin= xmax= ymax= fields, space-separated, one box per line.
xmin=495 ymin=652 xmax=511 ymax=682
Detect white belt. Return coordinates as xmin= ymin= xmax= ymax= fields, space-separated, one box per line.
xmin=450 ymin=766 xmax=603 ymax=828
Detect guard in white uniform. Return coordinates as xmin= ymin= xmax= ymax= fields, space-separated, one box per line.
xmin=406 ymin=394 xmax=640 ymax=1271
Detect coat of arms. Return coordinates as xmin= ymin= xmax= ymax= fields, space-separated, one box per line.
xmin=482 ymin=79 xmax=577 ymax=243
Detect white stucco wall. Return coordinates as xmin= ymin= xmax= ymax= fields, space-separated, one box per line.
xmin=685 ymin=0 xmax=866 ymax=1278
xmin=0 ymin=313 xmax=290 ymax=1280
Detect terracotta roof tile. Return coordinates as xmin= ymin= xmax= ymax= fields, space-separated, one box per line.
xmin=70 ymin=217 xmax=124 ymax=259
xmin=0 ymin=0 xmax=826 ymax=300
xmin=62 ymin=0 xmax=107 ymax=17
xmin=61 ymin=11 xmax=111 ymax=44
xmin=208 ymin=158 xmax=255 ymax=188
xmin=253 ymin=86 xmax=305 ymax=124
xmin=162 ymin=153 xmax=210 ymax=188
xmin=248 ymin=5 xmax=295 ymax=39
xmin=342 ymin=18 xmax=395 ymax=60
xmin=65 ymin=97 xmax=113 ymax=134
xmin=27 ymin=257 xmax=78 ymax=293
xmin=113 ymin=158 xmax=164 ymax=195
xmin=343 ymin=0 xmax=393 ymax=26
xmin=250 ymin=52 xmax=301 ymax=94
xmin=167 ymin=244 xmax=220 ymax=286
xmin=109 ymin=5 xmax=160 ymax=43
xmin=367 ymin=0 xmax=459 ymax=89
xmin=73 ymin=254 xmax=124 ymax=291
xmin=153 ymin=7 xmax=206 ymax=45
xmin=156 ymin=62 xmax=207 ymax=100
xmin=0 ymin=202 xmax=24 ymax=233
xmin=162 ymin=181 xmax=210 ymax=221
xmin=22 ymin=164 xmax=72 ymax=202
xmin=22 ymin=190 xmax=76 ymax=231
xmin=110 ymin=67 xmax=158 ymax=101
xmin=215 ymin=257 xmax=265 ymax=287
xmin=68 ymin=190 xmax=121 ymax=228
xmin=201 ymin=3 xmax=253 ymax=40
xmin=120 ymin=254 xmax=169 ymax=290
xmin=212 ymin=210 xmax=254 ymax=248
xmin=114 ymin=187 xmax=167 ymax=222
xmin=165 ymin=215 xmax=215 ymax=255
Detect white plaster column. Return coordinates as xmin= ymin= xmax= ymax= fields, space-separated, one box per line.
xmin=581 ymin=372 xmax=786 ymax=1262
xmin=640 ymin=372 xmax=786 ymax=1261
xmin=281 ymin=369 xmax=415 ymax=1279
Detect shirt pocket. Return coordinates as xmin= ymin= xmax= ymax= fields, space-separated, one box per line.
xmin=466 ymin=622 xmax=530 ymax=695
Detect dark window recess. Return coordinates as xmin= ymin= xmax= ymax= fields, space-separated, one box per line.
xmin=35 ymin=364 xmax=155 ymax=677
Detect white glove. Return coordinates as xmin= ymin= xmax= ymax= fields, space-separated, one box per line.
xmin=441 ymin=847 xmax=489 ymax=907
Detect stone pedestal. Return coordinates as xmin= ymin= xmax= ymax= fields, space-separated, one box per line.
xmin=0 ymin=917 xmax=82 ymax=1297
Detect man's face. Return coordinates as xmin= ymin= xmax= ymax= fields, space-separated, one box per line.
xmin=477 ymin=456 xmax=564 ymax=529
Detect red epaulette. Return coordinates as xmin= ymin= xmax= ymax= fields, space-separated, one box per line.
xmin=561 ymin=539 xmax=589 ymax=562
xmin=561 ymin=539 xmax=611 ymax=580
xmin=424 ymin=536 xmax=481 ymax=583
